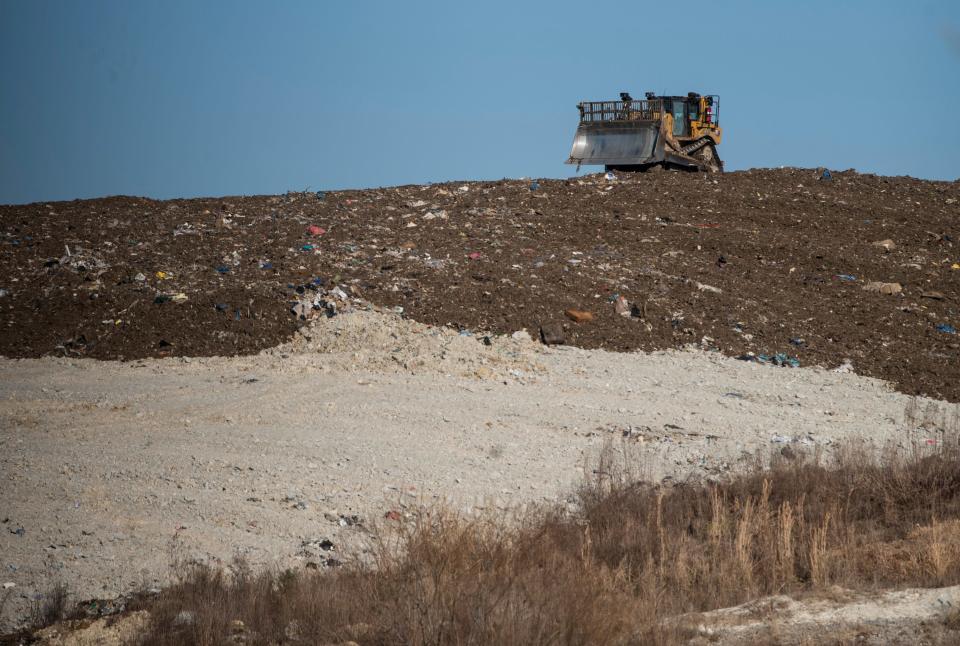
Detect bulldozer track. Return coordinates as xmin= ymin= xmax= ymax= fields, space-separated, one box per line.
xmin=680 ymin=137 xmax=711 ymax=155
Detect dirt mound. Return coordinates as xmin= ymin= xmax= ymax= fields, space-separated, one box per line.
xmin=1 ymin=168 xmax=958 ymax=399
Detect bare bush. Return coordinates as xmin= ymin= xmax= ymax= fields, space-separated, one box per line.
xmin=125 ymin=436 xmax=960 ymax=645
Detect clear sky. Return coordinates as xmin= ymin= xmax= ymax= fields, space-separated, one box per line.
xmin=1 ymin=0 xmax=959 ymax=204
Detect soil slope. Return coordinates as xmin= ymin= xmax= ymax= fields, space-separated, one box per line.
xmin=1 ymin=168 xmax=958 ymax=399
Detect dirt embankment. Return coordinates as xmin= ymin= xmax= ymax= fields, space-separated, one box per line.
xmin=1 ymin=168 xmax=958 ymax=399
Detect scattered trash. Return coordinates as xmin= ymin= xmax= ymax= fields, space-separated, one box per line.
xmin=315 ymin=191 xmax=325 ymax=201
xmin=613 ymin=295 xmax=631 ymax=317
xmin=467 ymin=252 xmax=482 ymax=260
xmin=384 ymin=510 xmax=402 ymax=522
xmin=872 ymin=239 xmax=896 ymax=252
xmin=307 ymin=225 xmax=326 ymax=236
xmin=134 ymin=272 xmax=146 ymax=282
xmin=862 ymin=281 xmax=902 ymax=295
xmin=737 ymin=352 xmax=800 ymax=368
xmin=789 ymin=338 xmax=805 ymax=346
xmin=9 ymin=526 xmax=24 ymax=536
xmin=259 ymin=261 xmax=273 ymax=270
xmin=952 ymin=263 xmax=960 ymax=270
xmin=511 ymin=329 xmax=532 ymax=342
xmin=171 ymin=293 xmax=188 ymax=303
xmin=215 ymin=265 xmax=230 ymax=274
xmin=299 ymin=537 xmax=336 ymax=556
xmin=215 ymin=303 xmax=229 ymax=311
xmin=696 ymin=282 xmax=722 ymax=294
xmin=540 ymin=323 xmax=565 ymax=345
xmin=834 ymin=274 xmax=856 ymax=282
xmin=820 ymin=169 xmax=832 ymax=180
xmin=155 ymin=271 xmax=171 ymax=280
xmin=57 ymin=248 xmax=109 ymax=274
xmin=301 ymin=244 xmax=315 ymax=251
xmin=289 ymin=285 xmax=352 ymax=320
xmin=2 ymin=582 xmax=14 ymax=589
xmin=564 ymin=309 xmax=594 ymax=323
xmin=529 ymin=180 xmax=539 ymax=191
xmin=604 ymin=171 xmax=616 ymax=181
xmin=0 ymin=289 xmax=7 ymax=298
xmin=833 ymin=359 xmax=855 ymax=373
xmin=921 ymin=291 xmax=945 ymax=300
xmin=936 ymin=323 xmax=957 ymax=334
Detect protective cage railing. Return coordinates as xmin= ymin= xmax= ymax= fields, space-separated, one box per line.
xmin=577 ymin=99 xmax=666 ymax=123
xmin=577 ymin=97 xmax=720 ymax=125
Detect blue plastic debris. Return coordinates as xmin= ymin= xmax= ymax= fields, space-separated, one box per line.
xmin=302 ymin=244 xmax=315 ymax=251
xmin=216 ymin=265 xmax=230 ymax=274
xmin=214 ymin=303 xmax=228 ymax=312
xmin=834 ymin=274 xmax=856 ymax=282
xmin=316 ymin=191 xmax=326 ymax=201
xmin=821 ymin=169 xmax=832 ymax=180
xmin=738 ymin=352 xmax=800 ymax=368
xmin=529 ymin=180 xmax=539 ymax=191
xmin=937 ymin=323 xmax=957 ymax=334
xmin=259 ymin=261 xmax=273 ymax=270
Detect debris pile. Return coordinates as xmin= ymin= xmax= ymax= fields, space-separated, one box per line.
xmin=0 ymin=168 xmax=957 ymax=399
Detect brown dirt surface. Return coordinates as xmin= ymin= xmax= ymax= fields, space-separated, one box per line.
xmin=1 ymin=168 xmax=958 ymax=399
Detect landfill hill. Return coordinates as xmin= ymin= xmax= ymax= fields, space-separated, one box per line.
xmin=0 ymin=167 xmax=958 ymax=401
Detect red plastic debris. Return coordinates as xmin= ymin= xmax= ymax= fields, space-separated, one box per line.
xmin=468 ymin=252 xmax=482 ymax=260
xmin=307 ymin=225 xmax=326 ymax=236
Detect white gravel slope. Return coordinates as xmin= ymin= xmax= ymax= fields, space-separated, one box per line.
xmin=0 ymin=310 xmax=955 ymax=630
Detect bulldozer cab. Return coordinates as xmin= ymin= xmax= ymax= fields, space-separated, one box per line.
xmin=669 ymin=100 xmax=688 ymax=136
xmin=662 ymin=95 xmax=714 ymax=137
xmin=567 ymin=91 xmax=723 ymax=172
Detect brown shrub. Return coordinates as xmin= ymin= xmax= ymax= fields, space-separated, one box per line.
xmin=134 ymin=436 xmax=960 ymax=645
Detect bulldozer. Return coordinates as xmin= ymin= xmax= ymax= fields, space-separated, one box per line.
xmin=566 ymin=91 xmax=723 ymax=172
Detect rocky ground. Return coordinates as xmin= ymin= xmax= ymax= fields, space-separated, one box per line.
xmin=679 ymin=585 xmax=960 ymax=645
xmin=1 ymin=308 xmax=959 ymax=635
xmin=1 ymin=167 xmax=959 ymax=641
xmin=0 ymin=168 xmax=958 ymax=400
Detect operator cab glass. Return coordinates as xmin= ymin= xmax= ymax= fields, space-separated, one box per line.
xmin=672 ymin=100 xmax=689 ymax=136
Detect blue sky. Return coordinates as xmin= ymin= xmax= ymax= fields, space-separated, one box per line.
xmin=1 ymin=0 xmax=959 ymax=204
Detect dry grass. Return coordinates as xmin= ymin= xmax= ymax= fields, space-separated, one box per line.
xmin=28 ymin=581 xmax=68 ymax=630
xmin=129 ymin=437 xmax=960 ymax=645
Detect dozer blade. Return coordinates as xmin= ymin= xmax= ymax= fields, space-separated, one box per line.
xmin=566 ymin=121 xmax=665 ymax=167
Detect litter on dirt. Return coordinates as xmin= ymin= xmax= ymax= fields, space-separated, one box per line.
xmin=1 ymin=168 xmax=958 ymax=401
xmin=564 ymin=309 xmax=594 ymax=323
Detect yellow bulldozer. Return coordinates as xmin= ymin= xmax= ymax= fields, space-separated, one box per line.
xmin=566 ymin=91 xmax=723 ymax=172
